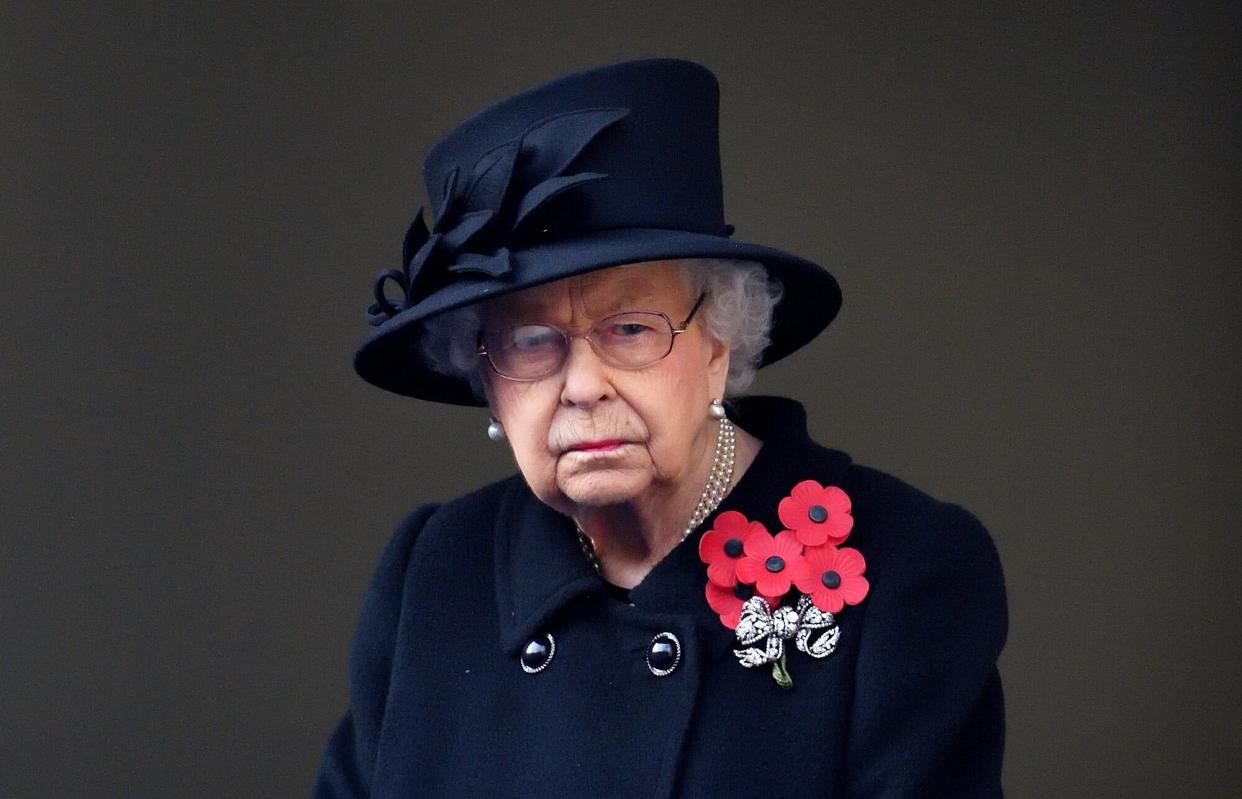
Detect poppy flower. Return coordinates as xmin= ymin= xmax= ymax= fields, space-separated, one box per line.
xmin=793 ymin=545 xmax=869 ymax=614
xmin=705 ymin=580 xmax=782 ymax=630
xmin=735 ymin=528 xmax=806 ymax=598
xmin=699 ymin=511 xmax=767 ymax=588
xmin=778 ymin=480 xmax=854 ymax=547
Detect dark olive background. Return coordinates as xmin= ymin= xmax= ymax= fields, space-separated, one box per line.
xmin=3 ymin=2 xmax=1239 ymax=797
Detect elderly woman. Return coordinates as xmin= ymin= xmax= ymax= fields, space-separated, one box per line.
xmin=316 ymin=60 xmax=1006 ymax=798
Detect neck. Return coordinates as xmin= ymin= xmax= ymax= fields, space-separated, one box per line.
xmin=578 ymin=421 xmax=761 ymax=589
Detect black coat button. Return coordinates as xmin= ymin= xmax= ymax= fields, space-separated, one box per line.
xmin=646 ymin=632 xmax=681 ymax=677
xmin=520 ymin=634 xmax=555 ymax=674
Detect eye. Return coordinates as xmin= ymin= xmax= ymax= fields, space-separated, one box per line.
xmin=614 ymin=322 xmax=653 ymax=337
xmin=508 ymin=324 xmax=561 ymax=352
xmin=597 ymin=316 xmax=660 ymax=346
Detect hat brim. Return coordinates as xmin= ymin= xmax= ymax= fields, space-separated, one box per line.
xmin=353 ymin=228 xmax=841 ymax=405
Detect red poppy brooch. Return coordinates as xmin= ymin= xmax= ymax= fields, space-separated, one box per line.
xmin=699 ymin=480 xmax=869 ymax=689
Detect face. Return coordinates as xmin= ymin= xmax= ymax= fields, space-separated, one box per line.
xmin=481 ymin=261 xmax=730 ymax=517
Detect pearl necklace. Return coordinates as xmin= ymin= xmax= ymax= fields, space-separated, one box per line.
xmin=575 ymin=417 xmax=736 ymax=575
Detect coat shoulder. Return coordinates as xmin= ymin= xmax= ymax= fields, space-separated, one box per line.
xmin=840 ymin=462 xmax=993 ymax=541
xmin=391 ymin=474 xmax=537 ymax=598
xmin=419 ymin=473 xmax=524 ymax=528
xmin=839 ymin=462 xmax=939 ymax=520
xmin=838 ymin=463 xmax=1003 ymax=597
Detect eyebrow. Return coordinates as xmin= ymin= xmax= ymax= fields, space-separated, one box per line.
xmin=487 ymin=278 xmax=671 ymax=323
xmin=577 ymin=275 xmax=668 ymax=315
xmin=583 ymin=291 xmax=663 ymax=316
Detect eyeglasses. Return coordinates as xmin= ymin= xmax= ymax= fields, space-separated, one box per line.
xmin=478 ymin=293 xmax=707 ymax=381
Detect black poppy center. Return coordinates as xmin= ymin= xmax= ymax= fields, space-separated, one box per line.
xmin=808 ymin=504 xmax=829 ymax=523
xmin=723 ymin=538 xmax=744 ymax=558
xmin=821 ymin=570 xmax=841 ymax=589
xmin=732 ymin=582 xmax=754 ymax=601
xmin=765 ymin=555 xmax=785 ymax=573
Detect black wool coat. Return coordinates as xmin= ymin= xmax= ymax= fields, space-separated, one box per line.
xmin=314 ymin=397 xmax=1007 ymax=798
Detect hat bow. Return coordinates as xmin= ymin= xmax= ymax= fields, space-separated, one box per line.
xmin=367 ymin=107 xmax=630 ymax=326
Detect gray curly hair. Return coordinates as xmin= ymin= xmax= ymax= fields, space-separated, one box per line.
xmin=416 ymin=258 xmax=782 ymax=401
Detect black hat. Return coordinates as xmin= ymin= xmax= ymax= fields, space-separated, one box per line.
xmin=354 ymin=58 xmax=841 ymax=404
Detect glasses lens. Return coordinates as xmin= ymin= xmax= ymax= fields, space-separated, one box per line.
xmin=483 ymin=324 xmax=567 ymax=379
xmin=591 ymin=312 xmax=674 ymax=368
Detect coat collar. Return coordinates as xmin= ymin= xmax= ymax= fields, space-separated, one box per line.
xmin=493 ymin=396 xmax=852 ymax=657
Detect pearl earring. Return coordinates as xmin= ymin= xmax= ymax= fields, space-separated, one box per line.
xmin=709 ymin=398 xmax=726 ymax=419
xmin=487 ymin=417 xmax=506 ymax=441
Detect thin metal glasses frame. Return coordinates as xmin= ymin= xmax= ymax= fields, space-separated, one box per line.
xmin=478 ymin=293 xmax=707 ymax=381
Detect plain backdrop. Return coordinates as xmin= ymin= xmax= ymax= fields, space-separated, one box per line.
xmin=2 ymin=2 xmax=1239 ymax=797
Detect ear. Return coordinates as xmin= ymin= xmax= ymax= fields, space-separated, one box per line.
xmin=704 ymin=332 xmax=731 ymax=402
xmin=480 ymin=369 xmax=500 ymax=419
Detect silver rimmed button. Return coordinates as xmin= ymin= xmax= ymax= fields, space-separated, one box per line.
xmin=520 ymin=633 xmax=555 ymax=674
xmin=646 ymin=632 xmax=681 ymax=677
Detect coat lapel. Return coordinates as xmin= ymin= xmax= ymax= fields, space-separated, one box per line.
xmin=493 ymin=479 xmax=601 ymax=655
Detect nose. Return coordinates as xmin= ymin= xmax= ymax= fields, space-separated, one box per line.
xmin=559 ymin=336 xmax=614 ymax=408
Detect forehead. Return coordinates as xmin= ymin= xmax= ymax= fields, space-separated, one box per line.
xmin=483 ymin=261 xmax=690 ymax=322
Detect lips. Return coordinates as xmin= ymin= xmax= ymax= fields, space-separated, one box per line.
xmin=566 ymin=439 xmax=628 ymax=453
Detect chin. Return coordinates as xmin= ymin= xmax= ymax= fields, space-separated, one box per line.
xmin=557 ymin=470 xmax=648 ymax=508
